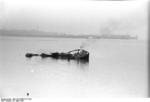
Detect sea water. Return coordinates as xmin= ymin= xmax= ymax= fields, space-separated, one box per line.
xmin=0 ymin=36 xmax=148 ymax=97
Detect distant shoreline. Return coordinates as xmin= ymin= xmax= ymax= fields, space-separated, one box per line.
xmin=0 ymin=29 xmax=137 ymax=40
xmin=0 ymin=34 xmax=92 ymax=39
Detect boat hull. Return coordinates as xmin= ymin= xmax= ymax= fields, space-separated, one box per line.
xmin=26 ymin=49 xmax=89 ymax=61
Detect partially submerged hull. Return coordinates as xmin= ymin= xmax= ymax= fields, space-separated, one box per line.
xmin=26 ymin=49 xmax=89 ymax=61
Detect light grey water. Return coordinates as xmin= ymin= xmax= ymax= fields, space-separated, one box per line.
xmin=0 ymin=36 xmax=148 ymax=98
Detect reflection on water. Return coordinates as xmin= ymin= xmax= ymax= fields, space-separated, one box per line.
xmin=70 ymin=59 xmax=89 ymax=71
xmin=40 ymin=57 xmax=89 ymax=70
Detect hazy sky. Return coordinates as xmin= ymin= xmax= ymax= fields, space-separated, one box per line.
xmin=0 ymin=0 xmax=148 ymax=39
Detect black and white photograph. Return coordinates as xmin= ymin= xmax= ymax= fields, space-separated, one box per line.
xmin=0 ymin=0 xmax=149 ymax=101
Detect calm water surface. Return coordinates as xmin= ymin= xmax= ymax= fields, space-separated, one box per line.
xmin=0 ymin=36 xmax=148 ymax=97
